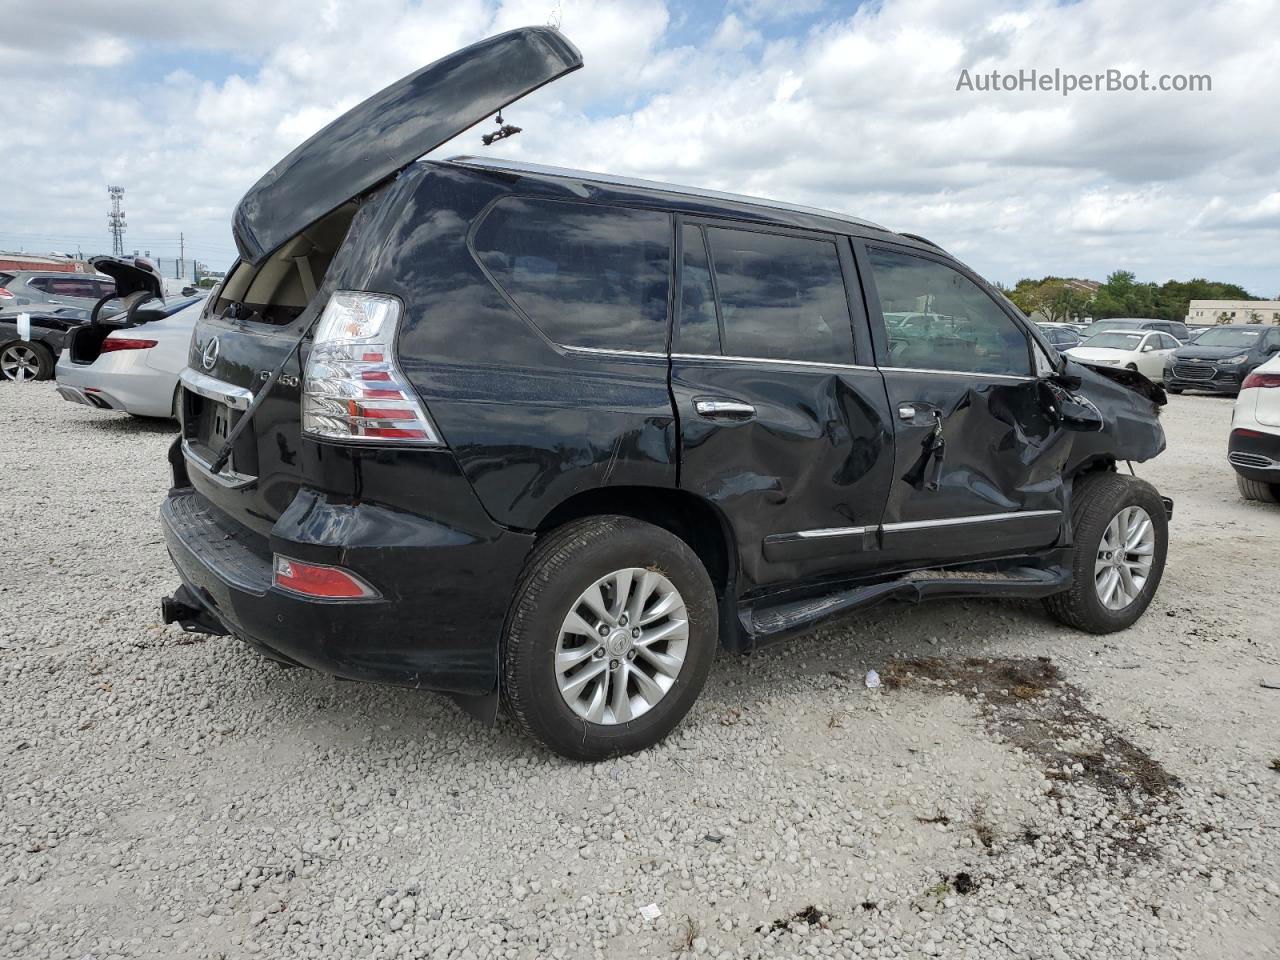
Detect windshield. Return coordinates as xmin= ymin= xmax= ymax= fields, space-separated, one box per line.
xmin=1193 ymin=327 xmax=1264 ymax=347
xmin=1086 ymin=333 xmax=1145 ymax=349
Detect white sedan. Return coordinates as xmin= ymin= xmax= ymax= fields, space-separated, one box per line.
xmin=55 ymin=298 xmax=204 ymax=419
xmin=1064 ymin=330 xmax=1180 ymax=382
xmin=1229 ymin=353 xmax=1280 ymax=503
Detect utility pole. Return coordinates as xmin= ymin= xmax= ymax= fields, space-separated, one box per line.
xmin=178 ymin=232 xmax=185 ymax=279
xmin=107 ymin=186 xmax=126 ymax=257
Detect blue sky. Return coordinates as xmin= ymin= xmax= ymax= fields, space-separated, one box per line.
xmin=1 ymin=0 xmax=1276 ymax=296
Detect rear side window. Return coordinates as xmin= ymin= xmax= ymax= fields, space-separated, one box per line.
xmin=704 ymin=227 xmax=854 ymax=363
xmin=474 ymin=197 xmax=672 ymax=352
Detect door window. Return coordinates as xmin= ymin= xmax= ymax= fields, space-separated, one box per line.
xmin=867 ymin=249 xmax=1032 ymax=376
xmin=474 ymin=197 xmax=672 ymax=352
xmin=1155 ymin=333 xmax=1179 ymax=350
xmin=704 ymin=227 xmax=854 ymax=363
xmin=677 ymin=225 xmax=720 ymax=354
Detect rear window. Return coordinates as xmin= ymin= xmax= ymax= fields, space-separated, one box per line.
xmin=704 ymin=227 xmax=854 ymax=363
xmin=475 ymin=197 xmax=672 ymax=352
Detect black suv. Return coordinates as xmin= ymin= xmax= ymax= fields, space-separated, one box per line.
xmin=159 ymin=27 xmax=1171 ymax=759
xmin=1164 ymin=324 xmax=1280 ymax=394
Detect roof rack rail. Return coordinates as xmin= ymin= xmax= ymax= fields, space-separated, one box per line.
xmin=446 ymin=155 xmax=888 ymax=232
xmin=898 ymin=232 xmax=941 ymax=249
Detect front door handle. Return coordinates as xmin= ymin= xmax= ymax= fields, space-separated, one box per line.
xmin=898 ymin=403 xmax=916 ymax=420
xmin=695 ymin=399 xmax=756 ymax=420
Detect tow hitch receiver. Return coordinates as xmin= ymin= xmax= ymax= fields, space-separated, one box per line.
xmin=161 ymin=586 xmax=229 ymax=637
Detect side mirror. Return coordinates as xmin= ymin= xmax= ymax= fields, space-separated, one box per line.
xmin=1141 ymin=344 xmax=1154 ymax=352
xmin=1266 ymin=343 xmax=1280 ymax=355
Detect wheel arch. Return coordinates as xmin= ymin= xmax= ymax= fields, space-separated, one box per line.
xmin=534 ymin=485 xmax=744 ymax=650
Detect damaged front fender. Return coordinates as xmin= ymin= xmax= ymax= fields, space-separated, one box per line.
xmin=1056 ymin=359 xmax=1167 ymax=469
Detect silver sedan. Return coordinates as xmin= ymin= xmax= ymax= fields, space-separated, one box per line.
xmin=55 ymin=298 xmax=204 ymax=419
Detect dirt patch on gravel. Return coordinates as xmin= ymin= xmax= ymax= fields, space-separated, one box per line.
xmin=882 ymin=657 xmax=1178 ymax=801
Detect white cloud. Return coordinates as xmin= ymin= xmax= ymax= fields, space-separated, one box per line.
xmin=1 ymin=0 xmax=1278 ymax=295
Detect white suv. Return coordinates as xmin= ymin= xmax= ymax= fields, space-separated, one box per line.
xmin=1230 ymin=353 xmax=1280 ymax=502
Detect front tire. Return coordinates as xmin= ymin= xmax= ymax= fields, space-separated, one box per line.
xmin=1237 ymin=474 xmax=1280 ymax=503
xmin=0 ymin=341 xmax=54 ymax=381
xmin=1044 ymin=472 xmax=1168 ymax=634
xmin=502 ymin=516 xmax=718 ymax=760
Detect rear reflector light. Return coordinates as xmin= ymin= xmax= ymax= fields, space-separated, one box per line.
xmin=101 ymin=337 xmax=158 ymax=352
xmin=273 ymin=555 xmax=379 ymax=600
xmin=1241 ymin=372 xmax=1280 ymax=390
xmin=301 ymin=291 xmax=442 ymax=445
xmin=1232 ymin=428 xmax=1264 ymax=438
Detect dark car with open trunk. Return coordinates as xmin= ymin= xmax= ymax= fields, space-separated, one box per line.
xmin=160 ymin=26 xmax=1172 ymax=759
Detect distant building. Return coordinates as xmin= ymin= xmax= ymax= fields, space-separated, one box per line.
xmin=0 ymin=252 xmax=88 ymax=274
xmin=1188 ymin=300 xmax=1280 ymax=324
xmin=1064 ymin=278 xmax=1102 ymax=296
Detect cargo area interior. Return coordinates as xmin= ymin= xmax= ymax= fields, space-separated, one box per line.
xmin=214 ymin=202 xmax=357 ymax=324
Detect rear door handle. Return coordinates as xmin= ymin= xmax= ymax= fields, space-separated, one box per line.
xmin=694 ymin=399 xmax=756 ymax=420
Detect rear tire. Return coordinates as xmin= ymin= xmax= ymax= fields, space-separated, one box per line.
xmin=0 ymin=340 xmax=54 ymax=381
xmin=1166 ymin=386 xmax=1183 ymax=394
xmin=1236 ymin=474 xmax=1280 ymax=503
xmin=1044 ymin=472 xmax=1168 ymax=634
xmin=502 ymin=516 xmax=717 ymax=761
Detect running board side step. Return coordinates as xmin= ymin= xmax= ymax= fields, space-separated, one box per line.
xmin=741 ymin=564 xmax=1070 ymax=648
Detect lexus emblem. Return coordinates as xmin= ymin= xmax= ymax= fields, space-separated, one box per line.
xmin=200 ymin=336 xmax=220 ymax=371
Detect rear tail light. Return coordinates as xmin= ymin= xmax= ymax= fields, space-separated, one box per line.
xmin=302 ymin=291 xmax=442 ymax=444
xmin=273 ymin=555 xmax=379 ymax=600
xmin=0 ymin=287 xmax=14 ymax=299
xmin=101 ymin=337 xmax=158 ymax=352
xmin=1241 ymin=372 xmax=1280 ymax=390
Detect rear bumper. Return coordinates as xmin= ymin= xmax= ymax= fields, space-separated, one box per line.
xmin=55 ymin=359 xmax=174 ymax=417
xmin=1228 ymin=428 xmax=1280 ymax=483
xmin=160 ymin=486 xmax=534 ymax=695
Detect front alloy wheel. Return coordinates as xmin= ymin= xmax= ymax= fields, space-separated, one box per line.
xmin=1093 ymin=505 xmax=1156 ymax=610
xmin=555 ymin=568 xmax=689 ymax=724
xmin=1044 ymin=472 xmax=1168 ymax=633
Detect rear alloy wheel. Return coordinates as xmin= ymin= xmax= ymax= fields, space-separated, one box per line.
xmin=1044 ymin=472 xmax=1168 ymax=633
xmin=554 ymin=567 xmax=689 ymax=724
xmin=0 ymin=341 xmax=53 ymax=382
xmin=503 ymin=516 xmax=717 ymax=760
xmin=1236 ymin=474 xmax=1280 ymax=503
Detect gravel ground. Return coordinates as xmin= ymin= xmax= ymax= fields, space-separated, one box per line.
xmin=1 ymin=381 xmax=1278 ymax=960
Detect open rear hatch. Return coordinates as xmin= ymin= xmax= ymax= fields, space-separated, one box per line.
xmin=180 ymin=26 xmax=582 ymax=533
xmin=65 ymin=255 xmax=167 ymax=364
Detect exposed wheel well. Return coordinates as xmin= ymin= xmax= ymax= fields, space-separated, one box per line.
xmin=535 ymin=486 xmax=736 ymax=602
